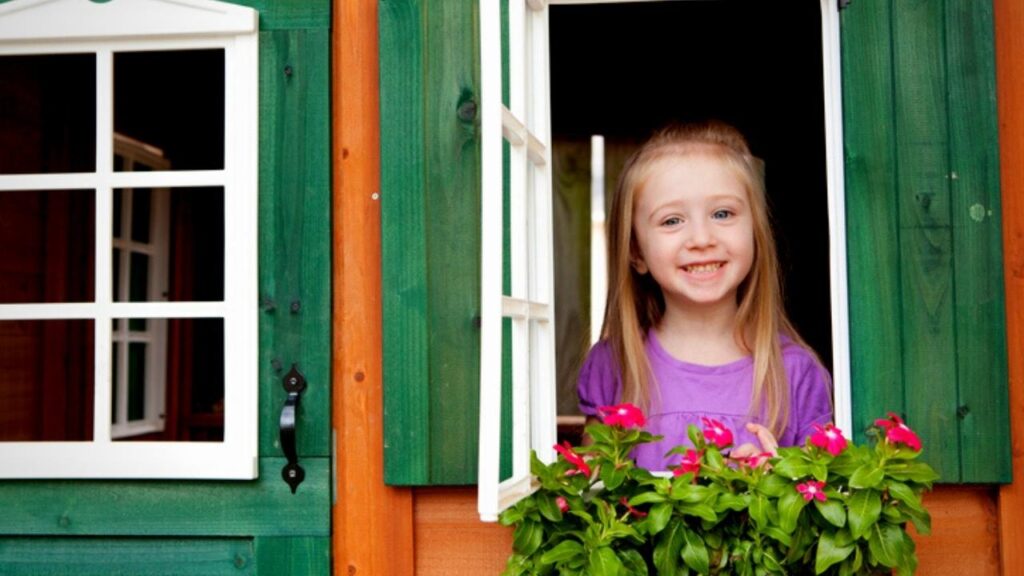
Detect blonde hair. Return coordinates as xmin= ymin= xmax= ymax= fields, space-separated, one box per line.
xmin=601 ymin=121 xmax=806 ymax=437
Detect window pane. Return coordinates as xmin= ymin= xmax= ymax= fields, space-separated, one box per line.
xmin=131 ymin=188 xmax=152 ymax=243
xmin=113 ymin=50 xmax=225 ymax=171
xmin=114 ymin=318 xmax=224 ymax=442
xmin=168 ymin=187 xmax=224 ymax=302
xmin=0 ymin=54 xmax=96 ymax=175
xmin=0 ymin=320 xmax=94 ymax=441
xmin=0 ymin=190 xmax=95 ymax=304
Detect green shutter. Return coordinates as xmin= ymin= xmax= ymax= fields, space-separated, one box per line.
xmin=843 ymin=0 xmax=1010 ymax=483
xmin=0 ymin=2 xmax=332 ymax=572
xmin=381 ymin=0 xmax=483 ymax=485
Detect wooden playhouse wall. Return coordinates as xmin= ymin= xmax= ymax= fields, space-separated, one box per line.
xmin=331 ymin=0 xmax=1024 ymax=573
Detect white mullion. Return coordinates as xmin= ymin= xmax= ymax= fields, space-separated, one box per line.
xmin=0 ymin=173 xmax=98 ymax=192
xmin=479 ymin=0 xmax=508 ymax=522
xmin=93 ymin=48 xmax=114 ymax=443
xmin=0 ymin=171 xmax=226 ymax=192
xmin=109 ymin=170 xmax=227 ymax=189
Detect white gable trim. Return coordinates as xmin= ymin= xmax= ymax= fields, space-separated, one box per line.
xmin=0 ymin=0 xmax=257 ymax=43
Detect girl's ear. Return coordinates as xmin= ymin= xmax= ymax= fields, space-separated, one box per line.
xmin=631 ymin=256 xmax=649 ymax=275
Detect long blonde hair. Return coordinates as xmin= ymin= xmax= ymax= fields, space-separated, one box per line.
xmin=601 ymin=121 xmax=805 ymax=437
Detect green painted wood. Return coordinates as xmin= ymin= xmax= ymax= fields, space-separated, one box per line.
xmin=0 ymin=458 xmax=329 ymax=536
xmin=229 ymin=0 xmax=330 ymax=31
xmin=254 ymin=536 xmax=330 ymax=575
xmin=258 ymin=28 xmax=332 ymax=459
xmin=381 ymin=0 xmax=482 ymax=485
xmin=841 ymin=1 xmax=905 ymax=443
xmin=381 ymin=0 xmax=432 ymax=486
xmin=891 ymin=0 xmax=960 ymax=481
xmin=0 ymin=537 xmax=255 ymax=575
xmin=945 ymin=0 xmax=1011 ymax=482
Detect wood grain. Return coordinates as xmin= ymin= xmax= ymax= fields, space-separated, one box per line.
xmin=333 ymin=0 xmax=416 ymax=573
xmin=414 ymin=487 xmax=513 ymax=576
xmin=995 ymin=0 xmax=1024 ymax=571
xmin=912 ymin=486 xmax=1000 ymax=575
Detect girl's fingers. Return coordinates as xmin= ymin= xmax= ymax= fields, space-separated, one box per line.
xmin=746 ymin=422 xmax=779 ymax=455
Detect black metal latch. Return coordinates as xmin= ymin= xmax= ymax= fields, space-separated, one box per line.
xmin=279 ymin=364 xmax=307 ymax=494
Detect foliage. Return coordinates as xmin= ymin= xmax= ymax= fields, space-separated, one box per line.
xmin=500 ymin=405 xmax=937 ymax=575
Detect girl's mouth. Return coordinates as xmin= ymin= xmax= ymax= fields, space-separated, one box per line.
xmin=683 ymin=262 xmax=723 ymax=274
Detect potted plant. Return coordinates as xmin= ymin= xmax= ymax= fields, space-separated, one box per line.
xmin=501 ymin=405 xmax=937 ymax=575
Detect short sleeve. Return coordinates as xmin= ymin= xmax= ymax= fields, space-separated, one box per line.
xmin=577 ymin=341 xmax=621 ymax=416
xmin=784 ymin=346 xmax=834 ymax=444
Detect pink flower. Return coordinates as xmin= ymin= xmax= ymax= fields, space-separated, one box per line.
xmin=556 ymin=496 xmax=569 ymax=513
xmin=554 ymin=441 xmax=592 ymax=477
xmin=619 ymin=496 xmax=648 ymax=518
xmin=736 ymin=452 xmax=774 ymax=468
xmin=796 ymin=480 xmax=827 ymax=502
xmin=599 ymin=403 xmax=646 ymax=428
xmin=809 ymin=423 xmax=848 ymax=456
xmin=673 ymin=449 xmax=702 ymax=477
xmin=874 ymin=412 xmax=922 ymax=451
xmin=701 ymin=417 xmax=734 ymax=448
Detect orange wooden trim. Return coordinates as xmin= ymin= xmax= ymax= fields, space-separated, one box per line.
xmin=413 ymin=487 xmax=513 ymax=576
xmin=996 ymin=1 xmax=1024 ymax=573
xmin=332 ymin=0 xmax=415 ymax=573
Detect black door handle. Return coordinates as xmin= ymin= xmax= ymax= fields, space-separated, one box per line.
xmin=279 ymin=364 xmax=306 ymax=493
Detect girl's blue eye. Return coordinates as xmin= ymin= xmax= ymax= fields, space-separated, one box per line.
xmin=712 ymin=209 xmax=733 ymax=220
xmin=662 ymin=217 xmax=682 ymax=226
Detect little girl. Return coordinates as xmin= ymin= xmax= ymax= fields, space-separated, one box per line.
xmin=578 ymin=121 xmax=833 ymax=470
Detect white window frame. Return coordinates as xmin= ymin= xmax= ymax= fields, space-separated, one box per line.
xmin=0 ymin=0 xmax=259 ymax=479
xmin=478 ymin=0 xmax=851 ymax=519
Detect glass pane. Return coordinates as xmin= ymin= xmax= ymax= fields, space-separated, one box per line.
xmin=0 ymin=54 xmax=96 ymax=174
xmin=168 ymin=187 xmax=225 ymax=302
xmin=115 ymin=318 xmax=223 ymax=442
xmin=111 ymin=344 xmax=119 ymax=423
xmin=0 ymin=320 xmax=95 ymax=441
xmin=0 ymin=190 xmax=95 ymax=304
xmin=128 ymin=253 xmax=149 ymax=331
xmin=131 ymin=188 xmax=152 ymax=243
xmin=127 ymin=342 xmax=146 ymax=421
xmin=113 ymin=50 xmax=225 ymax=171
xmin=113 ymin=189 xmax=123 ymax=239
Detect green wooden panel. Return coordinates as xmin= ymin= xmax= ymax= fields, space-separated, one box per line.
xmin=844 ymin=0 xmax=1009 ymax=483
xmin=945 ymin=0 xmax=1011 ymax=482
xmin=254 ymin=536 xmax=330 ymax=575
xmin=842 ymin=1 xmax=905 ymax=442
xmin=258 ymin=28 xmax=332 ymax=459
xmin=0 ymin=537 xmax=255 ymax=575
xmin=382 ymin=0 xmax=482 ymax=485
xmin=0 ymin=458 xmax=329 ymax=536
xmin=381 ymin=0 xmax=432 ymax=486
xmin=229 ymin=0 xmax=330 ymax=30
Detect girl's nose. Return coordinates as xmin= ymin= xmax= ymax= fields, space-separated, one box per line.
xmin=685 ymin=221 xmax=715 ymax=248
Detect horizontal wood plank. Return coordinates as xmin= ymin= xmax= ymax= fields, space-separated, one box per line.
xmin=228 ymin=0 xmax=330 ymax=30
xmin=414 ymin=487 xmax=512 ymax=576
xmin=911 ymin=485 xmax=1000 ymax=574
xmin=254 ymin=536 xmax=330 ymax=575
xmin=0 ymin=458 xmax=329 ymax=537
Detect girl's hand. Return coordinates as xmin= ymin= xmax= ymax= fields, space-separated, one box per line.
xmin=730 ymin=423 xmax=778 ymax=466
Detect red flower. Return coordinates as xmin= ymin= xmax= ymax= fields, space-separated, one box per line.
xmin=599 ymin=403 xmax=646 ymax=428
xmin=796 ymin=480 xmax=827 ymax=502
xmin=874 ymin=412 xmax=922 ymax=451
xmin=736 ymin=452 xmax=774 ymax=468
xmin=554 ymin=441 xmax=592 ymax=477
xmin=619 ymin=496 xmax=648 ymax=518
xmin=673 ymin=449 xmax=702 ymax=477
xmin=556 ymin=496 xmax=569 ymax=513
xmin=809 ymin=423 xmax=848 ymax=456
xmin=701 ymin=417 xmax=734 ymax=448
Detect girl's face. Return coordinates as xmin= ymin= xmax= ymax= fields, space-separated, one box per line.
xmin=631 ymin=154 xmax=755 ymax=317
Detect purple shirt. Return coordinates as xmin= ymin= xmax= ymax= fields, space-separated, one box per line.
xmin=578 ymin=332 xmax=833 ymax=470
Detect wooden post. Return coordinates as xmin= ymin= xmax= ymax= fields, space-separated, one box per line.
xmin=333 ymin=0 xmax=415 ymax=573
xmin=996 ymin=0 xmax=1024 ymax=573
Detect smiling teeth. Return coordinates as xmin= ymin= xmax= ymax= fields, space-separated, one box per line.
xmin=685 ymin=263 xmax=722 ymax=273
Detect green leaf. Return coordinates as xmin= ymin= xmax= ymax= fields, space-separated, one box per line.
xmin=602 ymin=464 xmax=628 ymax=490
xmin=629 ymin=492 xmax=668 ymax=506
xmin=586 ymin=423 xmax=615 ymax=446
xmin=749 ymin=494 xmax=769 ymax=529
xmin=619 ymin=549 xmax=650 ymax=576
xmin=884 ymin=461 xmax=940 ymax=484
xmin=772 ymin=457 xmax=811 ymax=480
xmin=846 ymin=490 xmax=882 ymax=540
xmin=778 ymin=487 xmax=808 ymax=533
xmin=539 ymin=540 xmax=584 ymax=565
xmin=645 ymin=502 xmax=673 ymax=536
xmin=763 ymin=526 xmax=793 ymax=548
xmin=653 ymin=522 xmax=685 ymax=574
xmin=679 ymin=502 xmax=718 ymax=523
xmin=904 ymin=505 xmax=932 ymax=536
xmin=814 ymin=531 xmax=856 ymax=574
xmin=501 ymin=553 xmax=530 ymax=576
xmin=848 ymin=464 xmax=885 ymax=489
xmin=687 ymin=424 xmax=705 ymax=448
xmin=537 ymin=493 xmax=564 ymax=522
xmin=758 ymin=474 xmax=789 ymax=497
xmin=886 ymin=481 xmax=924 ymax=512
xmin=716 ymin=492 xmax=750 ymax=512
xmin=589 ymin=546 xmax=624 ymax=576
xmin=681 ymin=527 xmax=711 ymax=575
xmin=513 ymin=519 xmax=543 ymax=556
xmin=810 ymin=462 xmax=829 ymax=483
xmin=815 ymin=498 xmax=847 ymax=528
xmin=868 ymin=523 xmax=908 ymax=567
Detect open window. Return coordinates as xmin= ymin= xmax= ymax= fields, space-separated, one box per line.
xmin=477 ymin=0 xmax=850 ymax=519
xmin=0 ymin=0 xmax=258 ymax=479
